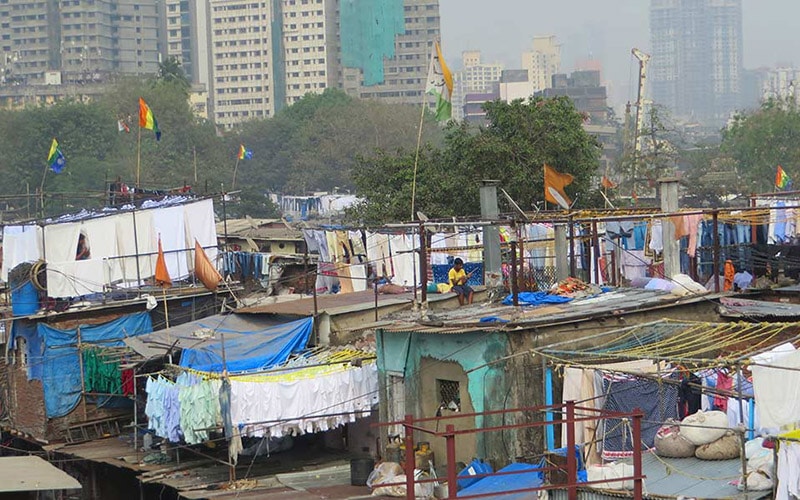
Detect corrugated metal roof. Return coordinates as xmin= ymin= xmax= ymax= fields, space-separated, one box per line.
xmin=237 ymin=289 xmax=414 ymax=316
xmin=378 ymin=288 xmax=713 ymax=335
xmin=548 ymin=454 xmax=769 ymax=499
xmin=0 ymin=456 xmax=82 ymax=492
xmin=718 ymin=296 xmax=800 ymax=320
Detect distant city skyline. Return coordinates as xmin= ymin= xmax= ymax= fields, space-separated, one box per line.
xmin=439 ymin=0 xmax=800 ymax=109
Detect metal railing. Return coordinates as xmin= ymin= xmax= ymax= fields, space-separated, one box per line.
xmin=375 ymin=401 xmax=646 ymax=500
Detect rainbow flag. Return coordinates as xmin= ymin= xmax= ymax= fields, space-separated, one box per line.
xmin=238 ymin=144 xmax=253 ymax=160
xmin=138 ymin=97 xmax=161 ymax=141
xmin=776 ymin=166 xmax=791 ymax=190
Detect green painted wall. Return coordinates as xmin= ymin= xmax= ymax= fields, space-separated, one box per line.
xmin=339 ymin=0 xmax=405 ymax=86
xmin=377 ymin=330 xmax=510 ymax=460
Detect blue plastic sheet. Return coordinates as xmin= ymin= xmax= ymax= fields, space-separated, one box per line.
xmin=179 ymin=317 xmax=313 ymax=373
xmin=502 ymin=292 xmax=573 ymax=306
xmin=457 ymin=462 xmax=544 ymax=499
xmin=39 ymin=312 xmax=153 ymax=418
xmin=10 ymin=320 xmax=44 ymax=381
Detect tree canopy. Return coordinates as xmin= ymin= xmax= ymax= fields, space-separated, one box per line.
xmin=0 ymin=85 xmax=442 ymax=218
xmin=348 ymin=96 xmax=602 ymax=224
xmin=720 ymin=97 xmax=800 ymax=194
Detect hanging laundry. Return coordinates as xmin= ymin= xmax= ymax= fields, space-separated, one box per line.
xmin=83 ymin=348 xmax=122 ymax=395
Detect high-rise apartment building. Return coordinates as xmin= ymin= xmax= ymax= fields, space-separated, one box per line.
xmin=763 ymin=68 xmax=800 ymax=103
xmin=208 ymin=0 xmax=274 ymax=130
xmin=451 ymin=50 xmax=503 ymax=120
xmin=164 ymin=0 xmax=211 ymax=87
xmin=0 ymin=0 xmax=161 ymax=86
xmin=280 ymin=0 xmax=338 ymax=106
xmin=650 ymin=0 xmax=743 ymax=124
xmin=340 ymin=0 xmax=441 ymax=105
xmin=521 ymin=35 xmax=560 ymax=92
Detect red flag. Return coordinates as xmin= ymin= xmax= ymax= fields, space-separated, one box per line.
xmin=194 ymin=240 xmax=222 ymax=291
xmin=154 ymin=236 xmax=171 ymax=287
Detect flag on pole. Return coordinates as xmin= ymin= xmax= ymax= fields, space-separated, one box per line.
xmin=138 ymin=97 xmax=161 ymax=141
xmin=601 ymin=176 xmax=617 ymax=189
xmin=544 ymin=164 xmax=574 ymax=209
xmin=194 ymin=240 xmax=222 ymax=291
xmin=154 ymin=236 xmax=171 ymax=287
xmin=425 ymin=41 xmax=453 ymax=122
xmin=238 ymin=144 xmax=253 ymax=160
xmin=117 ymin=119 xmax=130 ymax=133
xmin=776 ymin=165 xmax=791 ymax=190
xmin=47 ymin=138 xmax=66 ymax=173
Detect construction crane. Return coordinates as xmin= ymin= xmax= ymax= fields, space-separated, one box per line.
xmin=630 ymin=48 xmax=651 ymax=191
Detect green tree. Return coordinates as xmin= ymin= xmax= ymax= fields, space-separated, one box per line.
xmin=349 ymin=96 xmax=601 ymax=223
xmin=720 ymin=97 xmax=800 ymax=194
xmin=157 ymin=56 xmax=190 ymax=90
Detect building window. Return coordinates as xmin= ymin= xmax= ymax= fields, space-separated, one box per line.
xmin=436 ymin=379 xmax=461 ymax=413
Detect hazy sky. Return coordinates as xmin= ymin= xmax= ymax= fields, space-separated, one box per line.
xmin=440 ymin=0 xmax=800 ymax=107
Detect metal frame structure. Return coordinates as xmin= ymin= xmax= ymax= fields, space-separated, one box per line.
xmin=376 ymin=401 xmax=646 ymax=500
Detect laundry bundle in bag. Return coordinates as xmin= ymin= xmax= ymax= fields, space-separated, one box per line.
xmin=654 ymin=419 xmax=696 ymax=458
xmin=695 ymin=430 xmax=741 ymax=460
xmin=680 ymin=410 xmax=729 ymax=445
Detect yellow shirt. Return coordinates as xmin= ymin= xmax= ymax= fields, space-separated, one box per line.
xmin=448 ymin=268 xmax=466 ymax=286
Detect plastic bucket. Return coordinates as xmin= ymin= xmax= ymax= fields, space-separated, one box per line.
xmin=350 ymin=457 xmax=375 ymax=486
xmin=11 ymin=280 xmax=38 ymax=316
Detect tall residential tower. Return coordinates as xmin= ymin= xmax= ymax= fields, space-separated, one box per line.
xmin=650 ymin=0 xmax=743 ymax=124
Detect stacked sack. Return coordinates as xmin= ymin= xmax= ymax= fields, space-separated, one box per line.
xmin=681 ymin=410 xmax=739 ymax=460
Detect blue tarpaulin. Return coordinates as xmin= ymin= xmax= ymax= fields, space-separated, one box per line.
xmin=502 ymin=292 xmax=573 ymax=306
xmin=457 ymin=463 xmax=544 ymax=499
xmin=37 ymin=312 xmax=153 ymax=418
xmin=178 ymin=316 xmax=313 ymax=373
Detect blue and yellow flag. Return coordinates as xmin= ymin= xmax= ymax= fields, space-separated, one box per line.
xmin=47 ymin=138 xmax=66 ymax=173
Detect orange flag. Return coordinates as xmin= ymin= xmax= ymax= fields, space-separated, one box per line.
xmin=601 ymin=176 xmax=617 ymax=189
xmin=194 ymin=240 xmax=222 ymax=291
xmin=544 ymin=164 xmax=574 ymax=209
xmin=154 ymin=236 xmax=171 ymax=287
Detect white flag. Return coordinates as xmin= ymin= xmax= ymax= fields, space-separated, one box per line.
xmin=425 ymin=41 xmax=453 ymax=121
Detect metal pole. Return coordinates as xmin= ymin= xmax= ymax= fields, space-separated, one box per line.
xmin=566 ymin=400 xmax=577 ymax=500
xmin=632 ymin=409 xmax=644 ymax=500
xmin=419 ymin=222 xmax=427 ymax=305
xmin=712 ymin=209 xmax=720 ymax=292
xmin=592 ymin=220 xmax=601 ymax=284
xmin=568 ymin=214 xmax=575 ymax=277
xmin=77 ymin=326 xmax=88 ymax=421
xmin=518 ymin=224 xmax=525 ymax=292
xmin=510 ymin=239 xmax=518 ymax=306
xmin=411 ymin=227 xmax=418 ymax=306
xmin=221 ymin=185 xmax=229 ymax=251
xmin=133 ymin=364 xmax=139 ymax=462
xmin=404 ymin=414 xmax=416 ymax=500
xmin=131 ymin=205 xmax=142 ymax=288
xmin=374 ymin=280 xmax=379 ymax=322
xmin=739 ymin=429 xmax=748 ymax=493
xmin=445 ymin=424 xmax=457 ymax=500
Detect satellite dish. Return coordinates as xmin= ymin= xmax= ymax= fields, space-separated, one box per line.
xmin=416 ymin=211 xmax=429 ymax=222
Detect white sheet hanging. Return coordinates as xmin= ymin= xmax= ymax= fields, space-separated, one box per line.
xmin=2 ymin=225 xmax=43 ymax=281
xmin=751 ymin=346 xmax=800 ymax=429
xmin=152 ymin=205 xmax=190 ymax=280
xmin=43 ymin=222 xmax=82 ymax=264
xmin=46 ymin=259 xmax=106 ymax=298
xmin=183 ymin=199 xmax=218 ymax=270
xmin=229 ymin=364 xmax=378 ymax=438
xmin=115 ymin=211 xmax=156 ymax=285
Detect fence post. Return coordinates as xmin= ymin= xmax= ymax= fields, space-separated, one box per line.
xmin=566 ymin=400 xmax=577 ymax=500
xmin=446 ymin=424 xmax=457 ymax=500
xmin=404 ymin=414 xmax=415 ymax=500
xmin=632 ymin=409 xmax=644 ymax=500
